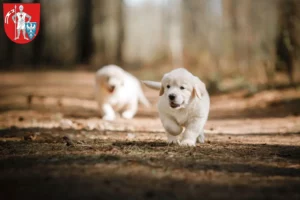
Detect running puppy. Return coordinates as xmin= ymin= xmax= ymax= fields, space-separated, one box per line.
xmin=95 ymin=65 xmax=150 ymax=121
xmin=143 ymin=68 xmax=210 ymax=146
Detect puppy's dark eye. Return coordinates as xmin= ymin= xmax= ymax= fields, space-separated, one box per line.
xmin=167 ymin=85 xmax=170 ymax=89
xmin=180 ymin=86 xmax=185 ymax=90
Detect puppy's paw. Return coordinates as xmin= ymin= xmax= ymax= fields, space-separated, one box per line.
xmin=122 ymin=111 xmax=134 ymax=119
xmin=180 ymin=139 xmax=196 ymax=147
xmin=167 ymin=135 xmax=179 ymax=145
xmin=103 ymin=115 xmax=115 ymax=121
xmin=197 ymin=134 xmax=205 ymax=143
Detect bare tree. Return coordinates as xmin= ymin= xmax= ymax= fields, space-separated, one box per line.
xmin=90 ymin=0 xmax=124 ymax=67
xmin=276 ymin=0 xmax=300 ymax=84
xmin=40 ymin=0 xmax=83 ymax=65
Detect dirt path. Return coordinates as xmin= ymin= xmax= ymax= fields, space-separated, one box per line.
xmin=0 ymin=71 xmax=300 ymax=200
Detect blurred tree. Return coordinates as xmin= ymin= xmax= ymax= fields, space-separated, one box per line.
xmin=182 ymin=0 xmax=224 ymax=91
xmin=241 ymin=0 xmax=278 ymax=86
xmin=0 ymin=0 xmax=298 ymax=88
xmin=40 ymin=0 xmax=83 ymax=66
xmin=90 ymin=0 xmax=124 ymax=67
xmin=181 ymin=0 xmax=215 ymax=80
xmin=167 ymin=0 xmax=183 ymax=68
xmin=77 ymin=0 xmax=93 ymax=64
xmin=123 ymin=0 xmax=168 ymax=68
xmin=276 ymin=0 xmax=300 ymax=84
xmin=222 ymin=0 xmax=238 ymax=65
xmin=182 ymin=0 xmax=210 ymax=55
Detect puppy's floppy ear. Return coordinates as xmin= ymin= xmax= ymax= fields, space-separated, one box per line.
xmin=159 ymin=86 xmax=164 ymax=96
xmin=192 ymin=77 xmax=206 ymax=99
xmin=192 ymin=87 xmax=201 ymax=99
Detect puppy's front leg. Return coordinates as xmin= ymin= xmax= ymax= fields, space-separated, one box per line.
xmin=167 ymin=134 xmax=180 ymax=145
xmin=197 ymin=129 xmax=205 ymax=143
xmin=180 ymin=118 xmax=205 ymax=146
xmin=160 ymin=114 xmax=183 ymax=144
xmin=121 ymin=100 xmax=138 ymax=119
xmin=101 ymin=103 xmax=116 ymax=121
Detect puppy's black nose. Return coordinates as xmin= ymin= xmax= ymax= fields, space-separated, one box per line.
xmin=168 ymin=94 xmax=176 ymax=101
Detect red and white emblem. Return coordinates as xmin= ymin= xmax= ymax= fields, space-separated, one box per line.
xmin=3 ymin=3 xmax=40 ymax=44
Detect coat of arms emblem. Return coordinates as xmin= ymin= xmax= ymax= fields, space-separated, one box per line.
xmin=3 ymin=3 xmax=40 ymax=44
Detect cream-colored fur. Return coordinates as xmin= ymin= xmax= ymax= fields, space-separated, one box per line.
xmin=143 ymin=68 xmax=210 ymax=146
xmin=95 ymin=65 xmax=150 ymax=121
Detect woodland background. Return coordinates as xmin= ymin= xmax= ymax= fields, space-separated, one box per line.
xmin=1 ymin=0 xmax=300 ymax=92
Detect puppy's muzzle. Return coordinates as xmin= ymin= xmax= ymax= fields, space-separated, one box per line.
xmin=168 ymin=94 xmax=180 ymax=108
xmin=108 ymin=85 xmax=115 ymax=93
xmin=168 ymin=94 xmax=176 ymax=101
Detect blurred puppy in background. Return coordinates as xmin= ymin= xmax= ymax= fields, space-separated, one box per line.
xmin=95 ymin=64 xmax=150 ymax=121
xmin=143 ymin=68 xmax=210 ymax=146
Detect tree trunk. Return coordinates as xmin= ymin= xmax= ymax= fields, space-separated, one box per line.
xmin=77 ymin=0 xmax=93 ymax=64
xmin=90 ymin=0 xmax=124 ymax=67
xmin=40 ymin=0 xmax=82 ymax=66
xmin=276 ymin=0 xmax=300 ymax=84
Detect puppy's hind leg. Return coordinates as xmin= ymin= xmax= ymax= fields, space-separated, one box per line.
xmin=121 ymin=100 xmax=138 ymax=119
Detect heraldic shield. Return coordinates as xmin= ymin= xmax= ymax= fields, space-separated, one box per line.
xmin=3 ymin=3 xmax=40 ymax=44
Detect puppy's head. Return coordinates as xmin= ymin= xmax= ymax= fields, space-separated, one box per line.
xmin=105 ymin=76 xmax=124 ymax=93
xmin=160 ymin=68 xmax=205 ymax=109
xmin=97 ymin=65 xmax=125 ymax=93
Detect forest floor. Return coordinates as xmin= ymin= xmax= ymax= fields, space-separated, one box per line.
xmin=0 ymin=71 xmax=300 ymax=200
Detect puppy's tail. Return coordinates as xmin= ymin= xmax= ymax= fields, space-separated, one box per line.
xmin=142 ymin=81 xmax=161 ymax=90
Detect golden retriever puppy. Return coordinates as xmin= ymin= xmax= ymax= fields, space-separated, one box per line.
xmin=95 ymin=64 xmax=150 ymax=121
xmin=143 ymin=68 xmax=210 ymax=146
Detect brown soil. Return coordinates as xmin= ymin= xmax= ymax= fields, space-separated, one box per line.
xmin=0 ymin=71 xmax=300 ymax=200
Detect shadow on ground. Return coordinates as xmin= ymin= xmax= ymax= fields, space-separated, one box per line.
xmin=1 ymin=139 xmax=300 ymax=200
